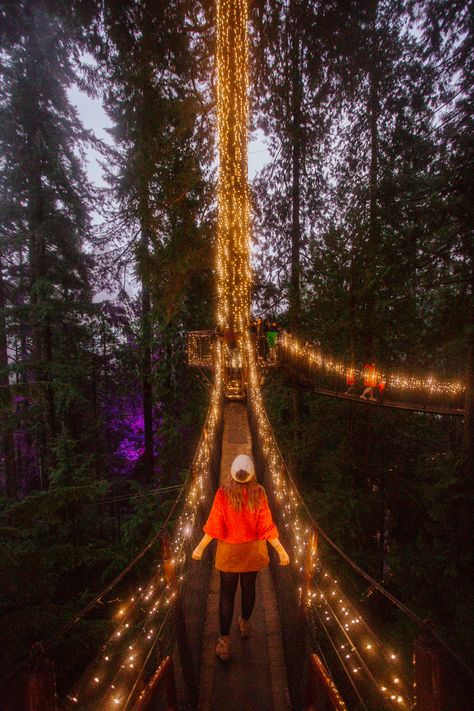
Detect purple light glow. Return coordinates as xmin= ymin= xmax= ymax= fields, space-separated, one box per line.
xmin=103 ymin=390 xmax=162 ymax=477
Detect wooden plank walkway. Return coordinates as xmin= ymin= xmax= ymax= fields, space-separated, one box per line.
xmin=198 ymin=402 xmax=291 ymax=711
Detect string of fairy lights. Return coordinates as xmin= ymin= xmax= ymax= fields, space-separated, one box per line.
xmin=65 ymin=345 xmax=224 ymax=709
xmin=216 ymin=0 xmax=251 ymax=335
xmin=280 ymin=333 xmax=465 ymax=398
xmin=244 ymin=335 xmax=412 ymax=708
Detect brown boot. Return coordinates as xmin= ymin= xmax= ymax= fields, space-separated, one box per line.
xmin=238 ymin=616 xmax=250 ymax=638
xmin=215 ymin=635 xmax=230 ymax=660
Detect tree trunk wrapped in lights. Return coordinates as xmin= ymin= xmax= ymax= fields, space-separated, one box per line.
xmin=216 ymin=0 xmax=251 ymax=335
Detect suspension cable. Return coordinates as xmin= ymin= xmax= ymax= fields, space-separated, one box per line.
xmin=122 ymin=604 xmax=174 ymax=710
xmin=311 ymin=601 xmax=370 ymax=711
xmin=43 ymin=482 xmax=186 ymax=649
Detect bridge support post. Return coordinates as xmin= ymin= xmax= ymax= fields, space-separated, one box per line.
xmin=160 ymin=530 xmax=197 ymax=709
xmin=306 ymin=653 xmax=346 ymax=711
xmin=413 ymin=631 xmax=444 ymax=711
xmin=24 ymin=643 xmax=58 ymax=711
xmin=131 ymin=656 xmax=177 ymax=711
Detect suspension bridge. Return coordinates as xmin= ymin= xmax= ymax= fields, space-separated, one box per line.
xmin=1 ymin=0 xmax=471 ymax=709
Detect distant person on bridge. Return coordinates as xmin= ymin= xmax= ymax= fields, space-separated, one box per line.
xmin=376 ymin=376 xmax=387 ymax=403
xmin=265 ymin=320 xmax=279 ymax=362
xmin=192 ymin=454 xmax=290 ymax=661
xmin=360 ymin=361 xmax=377 ymax=401
xmin=344 ymin=366 xmax=357 ymax=396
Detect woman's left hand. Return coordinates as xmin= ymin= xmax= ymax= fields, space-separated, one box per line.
xmin=192 ymin=546 xmax=203 ymax=560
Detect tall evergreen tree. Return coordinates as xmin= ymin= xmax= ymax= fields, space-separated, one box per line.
xmin=0 ymin=0 xmax=93 ymax=488
xmin=94 ymin=0 xmax=214 ymax=482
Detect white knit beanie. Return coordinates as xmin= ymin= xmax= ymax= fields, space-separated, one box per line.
xmin=230 ymin=454 xmax=255 ymax=483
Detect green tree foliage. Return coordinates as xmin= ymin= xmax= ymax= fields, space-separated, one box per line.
xmin=254 ymin=0 xmax=473 ymax=673
xmin=94 ymin=0 xmax=215 ymax=482
xmin=0 ymin=0 xmax=214 ymax=692
xmin=0 ymin=0 xmax=97 ymax=489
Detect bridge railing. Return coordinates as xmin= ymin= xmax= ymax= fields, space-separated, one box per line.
xmin=246 ymin=338 xmax=473 ymax=711
xmin=245 ymin=338 xmax=327 ymax=709
xmin=279 ymin=335 xmax=465 ymax=412
xmin=186 ymin=330 xmax=216 ymax=368
xmin=0 ymin=343 xmax=225 ymax=711
xmin=130 ymin=655 xmax=176 ymax=711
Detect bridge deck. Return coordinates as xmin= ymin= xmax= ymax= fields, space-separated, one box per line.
xmin=284 ymin=371 xmax=464 ymax=417
xmin=198 ymin=402 xmax=290 ymax=711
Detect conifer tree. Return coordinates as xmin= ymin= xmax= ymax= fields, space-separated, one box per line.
xmin=0 ymin=0 xmax=93 ymax=488
xmin=95 ymin=0 xmax=213 ymax=482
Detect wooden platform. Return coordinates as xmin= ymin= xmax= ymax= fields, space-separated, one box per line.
xmin=198 ymin=402 xmax=290 ymax=711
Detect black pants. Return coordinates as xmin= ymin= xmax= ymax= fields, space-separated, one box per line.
xmin=219 ymin=571 xmax=258 ymax=636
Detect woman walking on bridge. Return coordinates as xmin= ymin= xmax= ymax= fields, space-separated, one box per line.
xmin=192 ymin=454 xmax=290 ymax=660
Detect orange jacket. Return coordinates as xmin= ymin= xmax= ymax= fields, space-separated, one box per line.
xmin=346 ymin=367 xmax=356 ymax=386
xmin=363 ymin=363 xmax=377 ymax=387
xmin=204 ymin=487 xmax=278 ymax=544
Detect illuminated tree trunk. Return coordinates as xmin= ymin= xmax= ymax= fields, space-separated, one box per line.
xmin=0 ymin=250 xmax=18 ymax=498
xmin=216 ymin=0 xmax=250 ymax=334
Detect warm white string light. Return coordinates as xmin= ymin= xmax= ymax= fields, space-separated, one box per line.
xmin=280 ymin=333 xmax=465 ymax=397
xmin=216 ymin=0 xmax=251 ymax=335
xmin=65 ymin=345 xmax=224 ymax=709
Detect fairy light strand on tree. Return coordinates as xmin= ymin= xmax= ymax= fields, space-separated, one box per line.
xmin=216 ymin=0 xmax=251 ymax=334
xmin=280 ymin=333 xmax=465 ymax=397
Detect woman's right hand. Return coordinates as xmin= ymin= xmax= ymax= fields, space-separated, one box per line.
xmin=269 ymin=537 xmax=290 ymax=566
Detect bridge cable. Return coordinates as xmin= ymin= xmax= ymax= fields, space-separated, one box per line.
xmin=311 ymin=601 xmax=370 ymax=711
xmin=45 ymin=482 xmax=186 ymax=648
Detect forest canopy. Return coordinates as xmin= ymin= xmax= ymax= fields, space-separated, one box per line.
xmin=0 ymin=0 xmax=472 ymax=704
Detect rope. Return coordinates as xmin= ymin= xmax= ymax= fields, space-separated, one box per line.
xmin=88 ymin=484 xmax=183 ymax=506
xmin=423 ymin=107 xmax=466 ymax=137
xmin=311 ymin=601 xmax=369 ymax=711
xmin=1 ymin=483 xmax=183 ymax=508
xmin=92 ymin=584 xmax=173 ymax=710
xmin=122 ymin=604 xmax=174 ymax=710
xmin=318 ymin=582 xmax=410 ymax=692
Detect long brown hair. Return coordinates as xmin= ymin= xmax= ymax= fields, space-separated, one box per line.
xmin=223 ymin=476 xmax=267 ymax=512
